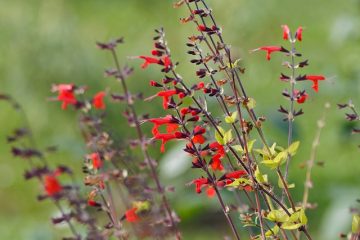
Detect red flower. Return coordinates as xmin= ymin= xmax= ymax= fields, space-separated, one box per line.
xmin=92 ymin=91 xmax=106 ymax=109
xmin=281 ymin=25 xmax=290 ymax=40
xmin=192 ymin=126 xmax=206 ymax=144
xmin=54 ymin=84 xmax=77 ymax=110
xmin=148 ymin=115 xmax=179 ymax=136
xmin=295 ymin=26 xmax=303 ymax=41
xmin=44 ymin=175 xmax=62 ymax=196
xmin=251 ymin=46 xmax=286 ymax=61
xmin=162 ymin=55 xmax=172 ymax=70
xmin=294 ymin=90 xmax=308 ymax=104
xmin=154 ymin=133 xmax=179 ymax=153
xmin=125 ymin=207 xmax=140 ymax=223
xmin=224 ymin=170 xmax=247 ymax=179
xmin=210 ymin=153 xmax=224 ymax=171
xmin=138 ymin=56 xmax=160 ymax=69
xmin=197 ymin=24 xmax=207 ymax=32
xmin=90 ymin=152 xmax=102 ymax=169
xmin=206 ymin=186 xmax=216 ymax=198
xmin=88 ymin=200 xmax=101 ymax=207
xmin=191 ymin=177 xmax=209 ymax=193
xmin=305 ymin=75 xmax=326 ymax=92
xmin=157 ymin=90 xmax=177 ymax=109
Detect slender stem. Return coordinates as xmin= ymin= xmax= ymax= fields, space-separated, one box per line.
xmin=175 ymin=109 xmax=241 ymax=240
xmin=283 ymin=39 xmax=297 ymax=197
xmin=110 ymin=49 xmax=181 ymax=239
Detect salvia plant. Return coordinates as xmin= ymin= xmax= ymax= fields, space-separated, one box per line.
xmin=1 ymin=0 xmax=359 ymax=240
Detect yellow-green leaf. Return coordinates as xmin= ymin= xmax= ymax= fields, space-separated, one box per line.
xmin=287 ymin=141 xmax=300 ymax=156
xmin=223 ymin=129 xmax=233 ymax=145
xmin=255 ymin=167 xmax=268 ymax=184
xmin=352 ymin=214 xmax=360 ymax=233
xmin=281 ymin=222 xmax=303 ymax=230
xmin=246 ymin=98 xmax=256 ymax=110
xmin=215 ymin=126 xmax=225 ymax=145
xmin=265 ymin=225 xmax=279 ymax=237
xmin=225 ymin=111 xmax=237 ymax=124
xmin=226 ymin=178 xmax=251 ymax=188
xmin=278 ymin=177 xmax=295 ymax=189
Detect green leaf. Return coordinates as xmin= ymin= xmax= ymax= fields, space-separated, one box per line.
xmin=215 ymin=126 xmax=225 ymax=145
xmin=281 ymin=222 xmax=303 ymax=230
xmin=287 ymin=141 xmax=300 ymax=156
xmin=352 ymin=214 xmax=360 ymax=233
xmin=265 ymin=225 xmax=279 ymax=237
xmin=266 ymin=209 xmax=289 ymax=223
xmin=233 ymin=140 xmax=256 ymax=153
xmin=278 ymin=177 xmax=295 ymax=189
xmin=261 ymin=151 xmax=287 ymax=169
xmin=247 ymin=98 xmax=256 ymax=109
xmin=223 ymin=129 xmax=233 ymax=145
xmin=232 ymin=145 xmax=243 ymax=152
xmin=225 ymin=111 xmax=237 ymax=124
xmin=247 ymin=139 xmax=256 ymax=152
xmin=299 ymin=209 xmax=308 ymax=225
xmin=226 ymin=178 xmax=252 ymax=188
xmin=255 ymin=167 xmax=268 ymax=184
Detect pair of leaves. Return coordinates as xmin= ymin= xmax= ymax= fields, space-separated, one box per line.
xmin=266 ymin=207 xmax=308 ymax=230
xmin=260 ymin=141 xmax=300 ymax=169
xmin=232 ymin=139 xmax=256 ymax=154
xmin=215 ymin=126 xmax=233 ymax=145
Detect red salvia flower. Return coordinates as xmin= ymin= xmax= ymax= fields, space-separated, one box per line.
xmin=251 ymin=46 xmax=285 ymax=60
xmin=162 ymin=55 xmax=172 ymax=70
xmin=197 ymin=24 xmax=207 ymax=32
xmin=210 ymin=153 xmax=224 ymax=171
xmin=87 ymin=200 xmax=101 ymax=207
xmin=223 ymin=170 xmax=247 ymax=179
xmin=191 ymin=177 xmax=209 ymax=193
xmin=148 ymin=115 xmax=175 ymax=135
xmin=90 ymin=152 xmax=102 ymax=169
xmin=92 ymin=91 xmax=106 ymax=109
xmin=138 ymin=56 xmax=160 ymax=69
xmin=44 ymin=175 xmax=62 ymax=196
xmin=295 ymin=26 xmax=303 ymax=41
xmin=192 ymin=126 xmax=206 ymax=144
xmin=157 ymin=90 xmax=177 ymax=109
xmin=125 ymin=207 xmax=140 ymax=223
xmin=281 ymin=25 xmax=290 ymax=40
xmin=154 ymin=133 xmax=179 ymax=153
xmin=55 ymin=84 xmax=77 ymax=110
xmin=294 ymin=90 xmax=308 ymax=104
xmin=305 ymin=75 xmax=326 ymax=92
xmin=206 ymin=186 xmax=216 ymax=198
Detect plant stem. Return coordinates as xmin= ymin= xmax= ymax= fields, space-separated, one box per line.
xmin=110 ymin=49 xmax=181 ymax=240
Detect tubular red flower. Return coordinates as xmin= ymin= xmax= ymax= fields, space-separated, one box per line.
xmin=90 ymin=152 xmax=102 ymax=169
xmin=296 ymin=26 xmax=303 ymax=41
xmin=197 ymin=24 xmax=207 ymax=32
xmin=157 ymin=90 xmax=177 ymax=109
xmin=44 ymin=175 xmax=62 ymax=196
xmin=148 ymin=115 xmax=174 ymax=135
xmin=225 ymin=170 xmax=247 ymax=179
xmin=251 ymin=46 xmax=284 ymax=61
xmin=92 ymin=91 xmax=106 ymax=109
xmin=294 ymin=90 xmax=308 ymax=104
xmin=281 ymin=25 xmax=290 ymax=40
xmin=125 ymin=207 xmax=140 ymax=223
xmin=305 ymin=75 xmax=326 ymax=92
xmin=162 ymin=55 xmax=172 ymax=70
xmin=138 ymin=56 xmax=160 ymax=69
xmin=191 ymin=178 xmax=209 ymax=193
xmin=154 ymin=133 xmax=178 ymax=152
xmin=210 ymin=153 xmax=224 ymax=171
xmin=206 ymin=186 xmax=216 ymax=198
xmin=55 ymin=84 xmax=77 ymax=110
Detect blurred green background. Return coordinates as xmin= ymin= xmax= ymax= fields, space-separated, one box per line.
xmin=0 ymin=0 xmax=359 ymax=239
